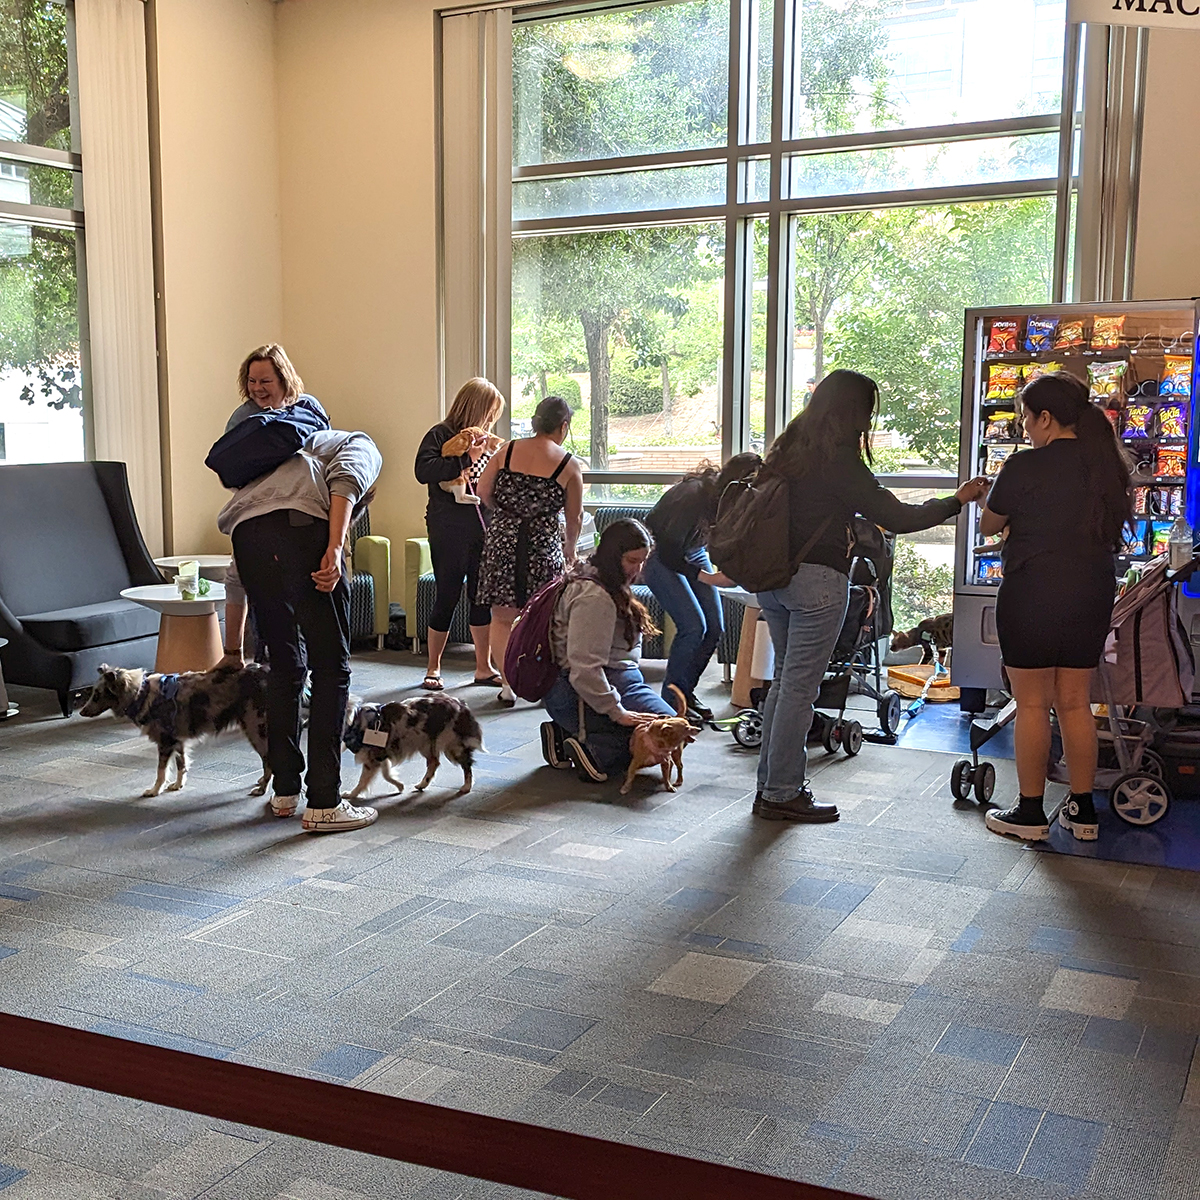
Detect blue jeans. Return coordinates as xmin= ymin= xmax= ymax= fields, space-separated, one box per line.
xmin=643 ymin=549 xmax=723 ymax=702
xmin=545 ymin=667 xmax=675 ymax=776
xmin=756 ymin=563 xmax=849 ymax=802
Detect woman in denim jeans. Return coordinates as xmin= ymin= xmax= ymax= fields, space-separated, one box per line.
xmin=643 ymin=454 xmax=761 ymax=720
xmin=754 ymin=371 xmax=989 ymax=823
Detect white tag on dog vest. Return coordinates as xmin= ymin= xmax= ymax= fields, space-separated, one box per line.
xmin=363 ymin=727 xmax=388 ymax=748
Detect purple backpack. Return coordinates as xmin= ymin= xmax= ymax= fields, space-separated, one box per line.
xmin=504 ymin=576 xmax=568 ymax=701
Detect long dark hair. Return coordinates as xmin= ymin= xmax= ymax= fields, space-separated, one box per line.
xmin=587 ymin=518 xmax=658 ymax=643
xmin=764 ymin=369 xmax=879 ymax=476
xmin=676 ymin=452 xmax=763 ymax=522
xmin=1021 ymin=373 xmax=1132 ymax=550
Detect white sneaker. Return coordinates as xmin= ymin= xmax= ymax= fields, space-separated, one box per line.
xmin=269 ymin=794 xmax=299 ymax=818
xmin=301 ymin=799 xmax=378 ymax=833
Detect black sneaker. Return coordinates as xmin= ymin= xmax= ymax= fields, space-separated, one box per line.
xmin=985 ymin=797 xmax=1050 ymax=841
xmin=1058 ymin=792 xmax=1099 ymax=841
xmin=540 ymin=722 xmax=570 ymax=770
xmin=564 ymin=736 xmax=607 ymax=783
xmin=686 ymin=694 xmax=715 ymax=723
xmin=755 ymin=786 xmax=839 ymax=823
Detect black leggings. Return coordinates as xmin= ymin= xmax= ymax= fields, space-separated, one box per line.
xmin=232 ymin=510 xmax=351 ymax=806
xmin=428 ymin=513 xmax=489 ymax=631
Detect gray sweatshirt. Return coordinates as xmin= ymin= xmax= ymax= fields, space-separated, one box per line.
xmin=217 ymin=429 xmax=382 ymax=604
xmin=550 ymin=571 xmax=642 ymax=718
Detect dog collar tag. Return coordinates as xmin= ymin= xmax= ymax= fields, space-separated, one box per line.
xmin=362 ymin=726 xmax=388 ymax=748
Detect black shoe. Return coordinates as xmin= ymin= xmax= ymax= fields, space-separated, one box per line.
xmin=686 ymin=694 xmax=715 ymax=723
xmin=985 ymin=795 xmax=1049 ymax=841
xmin=755 ymin=786 xmax=839 ymax=823
xmin=540 ymin=721 xmax=570 ymax=770
xmin=564 ymin=736 xmax=608 ymax=783
xmin=1058 ymin=792 xmax=1099 ymax=841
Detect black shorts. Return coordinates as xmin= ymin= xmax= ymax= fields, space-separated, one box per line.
xmin=995 ymin=558 xmax=1115 ymax=671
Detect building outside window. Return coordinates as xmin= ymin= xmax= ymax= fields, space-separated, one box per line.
xmin=0 ymin=0 xmax=86 ymax=465
xmin=510 ymin=0 xmax=1072 ymax=624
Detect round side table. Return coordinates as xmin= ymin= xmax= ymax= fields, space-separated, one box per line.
xmin=121 ymin=584 xmax=227 ymax=674
xmin=0 ymin=637 xmax=15 ymax=720
xmin=154 ymin=554 xmax=233 ymax=584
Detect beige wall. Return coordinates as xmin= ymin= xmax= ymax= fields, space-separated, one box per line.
xmin=1133 ymin=29 xmax=1200 ymax=300
xmin=153 ymin=0 xmax=284 ymax=555
xmin=275 ymin=0 xmax=443 ymax=569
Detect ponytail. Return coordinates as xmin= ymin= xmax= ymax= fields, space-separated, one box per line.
xmin=1021 ymin=374 xmax=1132 ymax=551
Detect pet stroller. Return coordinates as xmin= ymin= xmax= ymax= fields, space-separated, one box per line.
xmin=729 ymin=524 xmax=903 ymax=755
xmin=949 ymin=554 xmax=1196 ymax=824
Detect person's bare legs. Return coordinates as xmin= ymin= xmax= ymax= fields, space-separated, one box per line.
xmin=1006 ymin=666 xmax=1056 ymax=797
xmin=986 ymin=666 xmax=1054 ymax=840
xmin=1052 ymin=667 xmax=1097 ymax=793
xmin=490 ymin=607 xmax=519 ymax=700
xmin=470 ymin=623 xmax=495 ymax=681
xmin=426 ymin=628 xmax=449 ymax=681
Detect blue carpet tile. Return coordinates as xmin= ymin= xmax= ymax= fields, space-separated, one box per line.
xmin=0 ymin=649 xmax=1198 ymax=1200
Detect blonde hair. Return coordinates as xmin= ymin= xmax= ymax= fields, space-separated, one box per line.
xmin=238 ymin=344 xmax=304 ymax=405
xmin=445 ymin=377 xmax=504 ymax=433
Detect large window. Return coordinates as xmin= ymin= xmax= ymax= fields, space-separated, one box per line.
xmin=0 ymin=0 xmax=86 ymax=464
xmin=511 ymin=0 xmax=1071 ymax=485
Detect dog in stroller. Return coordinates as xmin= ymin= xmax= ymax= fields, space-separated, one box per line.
xmin=727 ymin=521 xmax=904 ymax=755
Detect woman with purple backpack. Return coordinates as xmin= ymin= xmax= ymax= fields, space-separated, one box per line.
xmin=537 ymin=519 xmax=676 ymax=782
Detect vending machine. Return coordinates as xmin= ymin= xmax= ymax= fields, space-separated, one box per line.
xmin=951 ymin=299 xmax=1200 ymax=709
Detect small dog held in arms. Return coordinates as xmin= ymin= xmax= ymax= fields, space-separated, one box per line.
xmin=438 ymin=426 xmax=503 ymax=504
xmin=342 ymin=693 xmax=484 ymax=800
xmin=80 ymin=664 xmax=270 ymax=798
xmin=620 ymin=685 xmax=698 ymax=796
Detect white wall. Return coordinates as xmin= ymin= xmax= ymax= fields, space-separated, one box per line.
xmin=1133 ymin=29 xmax=1200 ymax=300
xmin=275 ymin=0 xmax=443 ymax=565
xmin=153 ymin=0 xmax=284 ymax=556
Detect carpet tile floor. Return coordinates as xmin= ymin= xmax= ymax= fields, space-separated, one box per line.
xmin=0 ymin=649 xmax=1198 ymax=1199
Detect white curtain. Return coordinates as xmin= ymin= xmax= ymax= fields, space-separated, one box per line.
xmin=75 ymin=0 xmax=163 ymax=553
xmin=440 ymin=9 xmax=512 ymax=419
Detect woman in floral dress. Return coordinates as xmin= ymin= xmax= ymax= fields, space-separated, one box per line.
xmin=477 ymin=396 xmax=584 ymax=705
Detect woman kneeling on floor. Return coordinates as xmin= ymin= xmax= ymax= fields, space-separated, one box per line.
xmin=540 ymin=519 xmax=675 ymax=782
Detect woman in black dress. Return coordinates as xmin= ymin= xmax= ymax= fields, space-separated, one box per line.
xmin=979 ymin=373 xmax=1132 ymax=843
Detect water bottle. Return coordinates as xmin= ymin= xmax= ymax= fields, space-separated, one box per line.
xmin=1168 ymin=514 xmax=1193 ymax=571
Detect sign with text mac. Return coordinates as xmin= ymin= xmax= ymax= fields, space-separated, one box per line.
xmin=1069 ymin=0 xmax=1200 ymax=28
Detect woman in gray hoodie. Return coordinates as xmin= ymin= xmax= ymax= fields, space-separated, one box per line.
xmin=541 ymin=519 xmax=676 ymax=782
xmin=216 ymin=346 xmax=382 ymax=833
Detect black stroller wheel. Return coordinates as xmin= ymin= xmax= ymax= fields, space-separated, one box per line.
xmin=950 ymin=759 xmax=973 ymax=801
xmin=973 ymin=761 xmax=996 ymax=804
xmin=822 ymin=719 xmax=841 ymax=755
xmin=843 ymin=720 xmax=864 ymax=757
xmin=1140 ymin=749 xmax=1166 ymax=780
xmin=878 ymin=690 xmax=902 ymax=736
xmin=733 ymin=710 xmax=763 ymax=749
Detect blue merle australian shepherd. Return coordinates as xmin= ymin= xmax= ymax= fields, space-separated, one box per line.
xmin=343 ymin=694 xmax=484 ymax=800
xmin=80 ymin=663 xmax=270 ymax=798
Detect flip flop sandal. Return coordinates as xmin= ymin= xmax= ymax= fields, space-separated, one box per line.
xmin=421 ymin=674 xmax=444 ymax=691
xmin=472 ymin=673 xmax=503 ymax=687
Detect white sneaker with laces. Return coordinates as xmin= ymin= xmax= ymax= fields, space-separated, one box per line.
xmin=301 ymin=799 xmax=378 ymax=833
xmin=269 ymin=794 xmax=299 ymax=818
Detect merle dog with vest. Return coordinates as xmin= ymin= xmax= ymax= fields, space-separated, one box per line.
xmin=342 ymin=694 xmax=484 ymax=800
xmin=80 ymin=664 xmax=271 ymax=798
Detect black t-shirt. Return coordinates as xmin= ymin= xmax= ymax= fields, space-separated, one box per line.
xmin=784 ymin=445 xmax=961 ymax=575
xmin=986 ymin=439 xmax=1114 ymax=574
xmin=645 ymin=477 xmax=716 ymax=576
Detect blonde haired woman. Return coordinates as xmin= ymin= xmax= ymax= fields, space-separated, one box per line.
xmin=226 ymin=343 xmax=316 ymax=429
xmin=414 ymin=377 xmax=506 ymax=690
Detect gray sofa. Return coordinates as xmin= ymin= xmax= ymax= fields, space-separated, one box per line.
xmin=0 ymin=461 xmax=162 ymax=715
